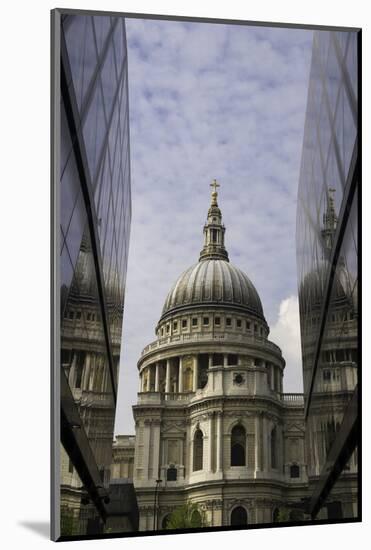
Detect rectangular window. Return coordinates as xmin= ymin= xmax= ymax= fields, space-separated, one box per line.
xmin=254 ymin=324 xmax=258 ymax=332
xmin=203 ymin=317 xmax=209 ymax=326
xmin=226 ymin=318 xmax=232 ymax=327
xmin=212 ymin=353 xmax=223 ymax=366
xmin=76 ymin=311 xmax=81 ymax=319
xmin=182 ymin=319 xmax=187 ymax=329
xmin=323 ymin=370 xmax=331 ymax=381
xmin=192 ymin=318 xmax=198 ymax=327
xmin=68 ymin=311 xmax=74 ymax=320
xmin=173 ymin=321 xmax=178 ymax=331
xmin=246 ymin=321 xmax=250 ymax=330
xmin=237 ymin=319 xmax=242 ymax=328
xmin=166 ymin=324 xmax=170 ymax=333
xmin=228 ymin=354 xmax=238 ymax=366
xmin=87 ymin=312 xmax=91 ymax=321
xmin=215 ymin=316 xmax=221 ymax=325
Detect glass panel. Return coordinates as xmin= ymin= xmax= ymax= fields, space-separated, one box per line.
xmin=93 ymin=15 xmax=112 ymax=57
xmin=63 ymin=16 xmax=97 ymax=112
xmin=325 ymin=36 xmax=341 ymax=121
xmin=346 ymin=32 xmax=358 ymax=102
xmin=101 ymin=37 xmax=119 ymax=122
xmin=82 ymin=82 xmax=107 ymax=183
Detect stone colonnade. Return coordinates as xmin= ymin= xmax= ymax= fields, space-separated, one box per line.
xmin=139 ymin=353 xmax=283 ymax=394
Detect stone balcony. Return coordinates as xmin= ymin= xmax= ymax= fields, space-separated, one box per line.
xmin=79 ymin=390 xmax=114 ymax=408
xmin=137 ymin=391 xmax=193 ymax=406
xmin=279 ymin=393 xmax=304 ymax=406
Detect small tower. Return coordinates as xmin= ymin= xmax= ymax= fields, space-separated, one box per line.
xmin=321 ymin=187 xmax=337 ymax=256
xmin=199 ymin=179 xmax=229 ymax=262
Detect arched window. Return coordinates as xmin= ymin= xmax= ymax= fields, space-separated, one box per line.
xmin=290 ymin=464 xmax=300 ymax=478
xmin=231 ymin=425 xmax=246 ymax=466
xmin=167 ymin=466 xmax=177 ymax=481
xmin=161 ymin=514 xmax=171 ymax=530
xmin=193 ymin=429 xmax=203 ymax=471
xmin=190 ymin=510 xmax=202 ymax=527
xmin=271 ymin=426 xmax=277 ymax=469
xmin=230 ymin=506 xmax=248 ymax=526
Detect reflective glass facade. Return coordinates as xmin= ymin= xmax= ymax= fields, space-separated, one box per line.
xmin=59 ymin=13 xmax=131 ymax=536
xmin=296 ymin=30 xmax=359 ymax=520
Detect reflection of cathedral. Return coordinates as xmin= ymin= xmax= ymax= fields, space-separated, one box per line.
xmin=60 ymin=228 xmax=121 ymax=532
xmin=127 ymin=182 xmax=309 ymax=529
xmin=299 ymin=189 xmax=358 ymax=519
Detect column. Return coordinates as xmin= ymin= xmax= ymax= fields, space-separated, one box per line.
xmin=178 ymin=357 xmax=183 ymax=393
xmin=216 ymin=412 xmax=223 ymax=471
xmin=255 ymin=414 xmax=261 ymax=474
xmin=152 ymin=420 xmax=161 ymax=480
xmin=193 ymin=355 xmax=199 ymax=392
xmin=146 ymin=367 xmax=151 ymax=392
xmin=143 ymin=420 xmax=151 ymax=480
xmin=208 ymin=354 xmax=213 ymax=369
xmin=82 ymin=353 xmax=91 ymax=390
xmin=208 ymin=413 xmax=214 ymax=472
xmin=223 ymin=354 xmax=228 ymax=367
xmin=69 ymin=352 xmax=77 ymax=387
xmin=155 ymin=363 xmax=160 ymax=392
xmin=140 ymin=371 xmax=145 ymax=392
xmin=270 ymin=364 xmax=275 ymax=391
xmin=263 ymin=416 xmax=269 ymax=471
xmin=165 ymin=359 xmax=171 ymax=393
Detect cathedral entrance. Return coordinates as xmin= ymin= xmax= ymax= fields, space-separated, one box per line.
xmin=230 ymin=506 xmax=248 ymax=526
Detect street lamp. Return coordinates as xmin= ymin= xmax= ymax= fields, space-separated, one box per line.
xmin=153 ymin=479 xmax=162 ymax=530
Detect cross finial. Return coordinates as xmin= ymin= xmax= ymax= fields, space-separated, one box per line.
xmin=210 ymin=178 xmax=220 ymax=194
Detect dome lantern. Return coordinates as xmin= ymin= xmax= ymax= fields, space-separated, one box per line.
xmin=199 ymin=179 xmax=229 ymax=262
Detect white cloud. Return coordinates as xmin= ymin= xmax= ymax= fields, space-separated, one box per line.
xmin=270 ymin=296 xmax=303 ymax=393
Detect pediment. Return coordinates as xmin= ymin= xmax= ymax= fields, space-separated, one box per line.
xmin=284 ymin=423 xmax=305 ymax=434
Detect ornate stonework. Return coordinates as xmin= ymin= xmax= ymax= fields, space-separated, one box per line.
xmin=120 ymin=183 xmax=309 ymax=530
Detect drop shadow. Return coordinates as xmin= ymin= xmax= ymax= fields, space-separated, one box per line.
xmin=18 ymin=521 xmax=50 ymax=539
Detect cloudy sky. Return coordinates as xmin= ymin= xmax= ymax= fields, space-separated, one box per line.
xmin=114 ymin=18 xmax=314 ymax=435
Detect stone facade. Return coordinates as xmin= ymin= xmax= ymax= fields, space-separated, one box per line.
xmin=111 ymin=435 xmax=136 ymax=481
xmin=120 ymin=183 xmax=309 ymax=530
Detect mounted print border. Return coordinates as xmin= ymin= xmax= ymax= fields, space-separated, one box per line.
xmin=51 ymin=7 xmax=361 ymax=542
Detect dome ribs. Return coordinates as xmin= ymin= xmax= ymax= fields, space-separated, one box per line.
xmin=160 ymin=259 xmax=265 ymax=322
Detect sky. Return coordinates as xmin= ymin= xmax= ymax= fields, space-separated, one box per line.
xmin=114 ymin=18 xmax=314 ymax=435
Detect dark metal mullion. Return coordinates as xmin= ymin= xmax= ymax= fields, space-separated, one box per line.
xmin=333 ymin=29 xmax=357 ymax=127
xmin=61 ymin=35 xmax=118 ymax=403
xmin=304 ymin=140 xmax=358 ymax=420
xmin=61 ymin=369 xmax=108 ymax=522
xmin=309 ymin=385 xmax=358 ymax=517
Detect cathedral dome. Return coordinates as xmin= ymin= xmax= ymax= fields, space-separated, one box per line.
xmin=159 ymin=180 xmax=265 ymax=323
xmin=161 ymin=259 xmax=264 ymax=320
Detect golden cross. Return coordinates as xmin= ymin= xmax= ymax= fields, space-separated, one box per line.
xmin=210 ymin=179 xmax=220 ymax=193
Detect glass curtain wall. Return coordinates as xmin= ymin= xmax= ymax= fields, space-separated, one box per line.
xmin=296 ymin=29 xmax=359 ymax=520
xmin=59 ymin=13 xmax=131 ymax=536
